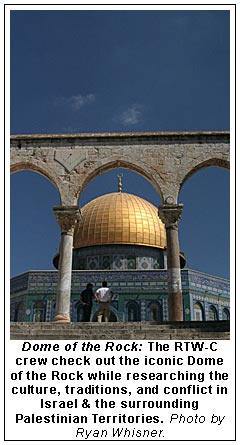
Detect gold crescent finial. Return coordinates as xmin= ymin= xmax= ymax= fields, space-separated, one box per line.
xmin=117 ymin=174 xmax=123 ymax=193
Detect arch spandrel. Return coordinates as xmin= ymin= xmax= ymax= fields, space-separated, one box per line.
xmin=178 ymin=157 xmax=230 ymax=193
xmin=10 ymin=131 xmax=230 ymax=206
xmin=75 ymin=157 xmax=164 ymax=203
xmin=10 ymin=141 xmax=77 ymax=206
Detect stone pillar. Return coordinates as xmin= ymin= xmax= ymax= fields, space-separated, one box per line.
xmin=158 ymin=204 xmax=183 ymax=321
xmin=53 ymin=206 xmax=81 ymax=322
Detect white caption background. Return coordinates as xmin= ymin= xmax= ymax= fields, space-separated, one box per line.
xmin=5 ymin=340 xmax=235 ymax=441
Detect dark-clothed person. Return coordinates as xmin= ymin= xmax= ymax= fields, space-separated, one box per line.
xmin=80 ymin=283 xmax=94 ymax=322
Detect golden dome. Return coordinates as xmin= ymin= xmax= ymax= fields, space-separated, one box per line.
xmin=74 ymin=192 xmax=166 ymax=249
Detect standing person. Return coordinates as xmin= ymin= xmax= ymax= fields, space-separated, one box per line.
xmin=80 ymin=283 xmax=95 ymax=322
xmin=95 ymin=281 xmax=113 ymax=322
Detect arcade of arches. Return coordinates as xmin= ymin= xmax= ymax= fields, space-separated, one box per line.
xmin=10 ymin=131 xmax=230 ymax=323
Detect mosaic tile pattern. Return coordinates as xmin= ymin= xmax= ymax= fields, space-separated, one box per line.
xmin=86 ymin=256 xmax=99 ymax=270
xmin=71 ymin=244 xmax=165 ymax=271
xmin=10 ymin=269 xmax=230 ymax=322
xmin=10 ymin=273 xmax=29 ymax=294
xmin=113 ymin=255 xmax=127 ymax=270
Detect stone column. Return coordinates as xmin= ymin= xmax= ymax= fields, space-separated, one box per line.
xmin=53 ymin=206 xmax=81 ymax=322
xmin=158 ymin=204 xmax=183 ymax=321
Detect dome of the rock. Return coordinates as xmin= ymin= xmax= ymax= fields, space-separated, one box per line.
xmin=53 ymin=191 xmax=185 ymax=271
xmin=73 ymin=192 xmax=166 ymax=249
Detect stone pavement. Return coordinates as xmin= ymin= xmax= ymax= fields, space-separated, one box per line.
xmin=10 ymin=321 xmax=230 ymax=340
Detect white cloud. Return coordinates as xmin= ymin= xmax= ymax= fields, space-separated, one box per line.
xmin=54 ymin=93 xmax=95 ymax=111
xmin=70 ymin=94 xmax=95 ymax=110
xmin=118 ymin=104 xmax=143 ymax=126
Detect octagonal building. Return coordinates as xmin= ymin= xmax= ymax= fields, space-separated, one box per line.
xmin=11 ymin=186 xmax=229 ymax=324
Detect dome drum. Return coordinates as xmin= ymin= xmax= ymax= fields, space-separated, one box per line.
xmin=53 ymin=245 xmax=185 ymax=270
xmin=75 ymin=244 xmax=164 ymax=270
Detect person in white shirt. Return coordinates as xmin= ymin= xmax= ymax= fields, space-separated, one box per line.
xmin=95 ymin=281 xmax=113 ymax=322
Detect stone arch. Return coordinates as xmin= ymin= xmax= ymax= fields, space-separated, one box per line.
xmin=76 ymin=158 xmax=164 ymax=203
xmin=11 ymin=169 xmax=62 ymax=276
xmin=178 ymin=164 xmax=229 ymax=277
xmin=179 ymin=158 xmax=230 ymax=194
xmin=10 ymin=162 xmax=62 ymax=204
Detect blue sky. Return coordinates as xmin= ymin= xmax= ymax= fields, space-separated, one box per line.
xmin=10 ymin=9 xmax=230 ymax=279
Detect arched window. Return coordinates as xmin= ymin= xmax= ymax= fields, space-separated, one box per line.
xmin=127 ymin=301 xmax=140 ymax=322
xmin=209 ymin=305 xmax=218 ymax=321
xmin=193 ymin=302 xmax=204 ymax=321
xmin=222 ymin=308 xmax=230 ymax=320
xmin=15 ymin=302 xmax=25 ymax=322
xmin=148 ymin=301 xmax=162 ymax=322
xmin=33 ymin=301 xmax=45 ymax=322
